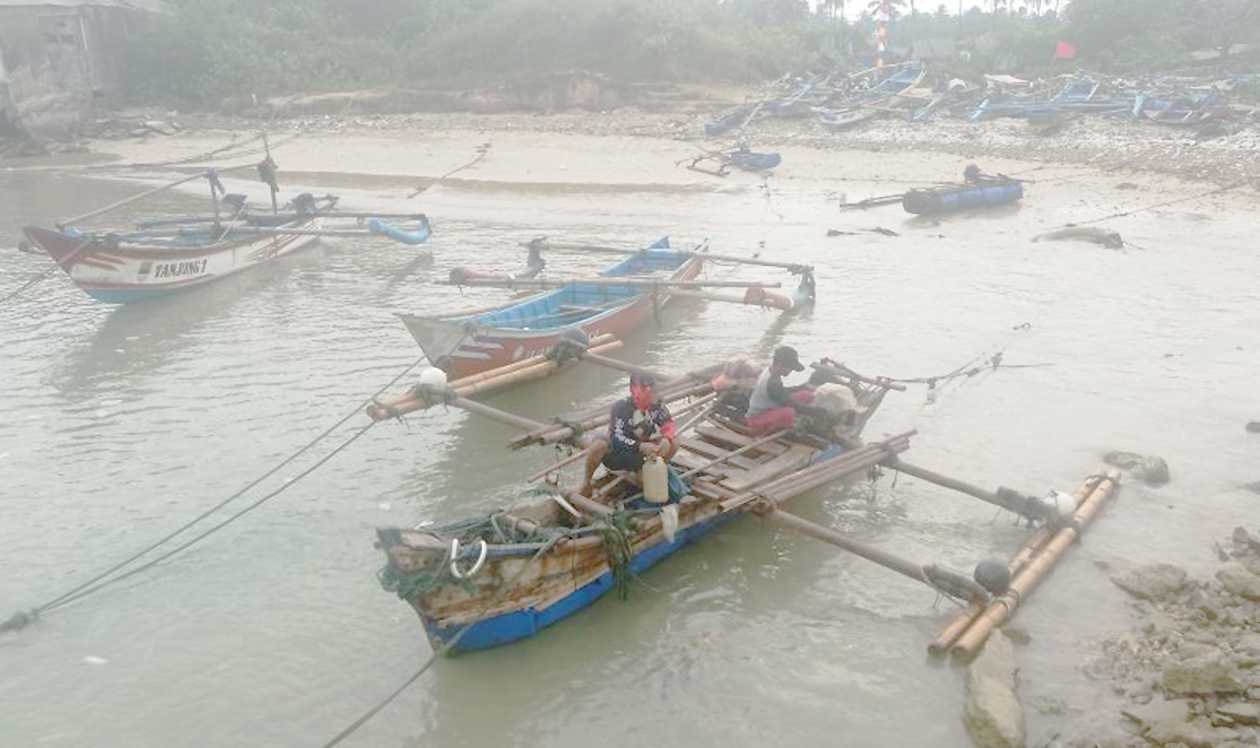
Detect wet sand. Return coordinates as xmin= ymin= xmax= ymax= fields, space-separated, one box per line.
xmin=1 ymin=115 xmax=1259 ymax=747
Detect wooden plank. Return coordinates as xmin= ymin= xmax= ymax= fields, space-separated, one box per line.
xmin=671 ymin=450 xmax=743 ymax=480
xmin=679 ymin=437 xmax=762 ymax=471
xmin=694 ymin=424 xmax=788 ymax=456
xmin=720 ymin=444 xmax=816 ymax=492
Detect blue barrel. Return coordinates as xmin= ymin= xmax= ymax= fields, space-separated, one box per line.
xmin=902 ymin=181 xmax=1024 ymax=215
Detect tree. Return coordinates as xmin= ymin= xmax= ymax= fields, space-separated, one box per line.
xmin=1185 ymin=0 xmax=1260 ymax=58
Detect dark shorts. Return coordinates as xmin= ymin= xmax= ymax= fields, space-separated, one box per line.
xmin=602 ymin=448 xmax=644 ymax=472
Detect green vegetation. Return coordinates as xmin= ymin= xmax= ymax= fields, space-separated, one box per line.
xmin=129 ymin=0 xmax=1259 ymax=106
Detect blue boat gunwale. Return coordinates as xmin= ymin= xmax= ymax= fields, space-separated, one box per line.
xmin=436 ymin=237 xmax=701 ymax=333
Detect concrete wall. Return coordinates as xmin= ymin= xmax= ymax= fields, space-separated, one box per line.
xmin=0 ymin=4 xmax=151 ymax=140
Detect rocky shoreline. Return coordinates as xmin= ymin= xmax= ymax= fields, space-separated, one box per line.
xmin=1081 ymin=527 xmax=1260 ymax=747
xmin=6 ymin=83 xmax=1259 ymax=193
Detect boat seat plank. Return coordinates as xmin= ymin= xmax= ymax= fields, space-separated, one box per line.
xmin=694 ymin=424 xmax=789 ymax=456
xmin=719 ymin=444 xmax=816 ymax=492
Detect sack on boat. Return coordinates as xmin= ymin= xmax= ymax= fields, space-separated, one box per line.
xmin=813 ymin=383 xmax=859 ymax=424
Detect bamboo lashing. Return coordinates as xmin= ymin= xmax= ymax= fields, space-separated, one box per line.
xmin=530 ymin=240 xmax=812 ymax=273
xmin=366 ymin=336 xmax=621 ymax=421
xmin=443 ymin=277 xmax=781 ymax=290
xmin=927 ymin=476 xmax=1098 ymax=656
xmin=949 ymin=471 xmax=1121 ymax=660
xmin=718 ymin=432 xmax=915 ymax=514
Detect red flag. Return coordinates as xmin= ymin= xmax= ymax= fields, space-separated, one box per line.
xmin=1054 ymin=41 xmax=1078 ymax=60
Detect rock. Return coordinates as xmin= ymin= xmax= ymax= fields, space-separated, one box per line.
xmin=964 ymin=631 xmax=1026 ymax=748
xmin=1142 ymin=717 xmax=1240 ymax=748
xmin=1216 ymin=703 xmax=1260 ymax=726
xmin=1103 ymin=451 xmax=1171 ymax=485
xmin=1246 ymin=421 xmax=1260 ymax=434
xmin=1111 ymin=564 xmax=1189 ymax=602
xmin=1244 ymin=482 xmax=1260 ymax=495
xmin=1121 ymin=698 xmax=1191 ymax=728
xmin=1217 ymin=563 xmax=1260 ymax=601
xmin=1162 ymin=653 xmax=1247 ymax=695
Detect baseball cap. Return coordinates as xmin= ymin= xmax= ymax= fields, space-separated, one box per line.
xmin=773 ymin=346 xmax=804 ymax=372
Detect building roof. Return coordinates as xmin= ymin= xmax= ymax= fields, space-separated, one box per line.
xmin=0 ymin=0 xmax=162 ymax=10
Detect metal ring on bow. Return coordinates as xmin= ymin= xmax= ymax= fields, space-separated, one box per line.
xmin=449 ymin=538 xmax=489 ymax=580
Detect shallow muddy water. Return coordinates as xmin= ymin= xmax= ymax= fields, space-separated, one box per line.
xmin=1 ymin=135 xmax=1258 ymax=747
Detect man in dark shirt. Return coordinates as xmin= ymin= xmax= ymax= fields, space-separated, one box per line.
xmin=745 ymin=345 xmax=816 ymax=435
xmin=578 ymin=373 xmax=678 ymax=497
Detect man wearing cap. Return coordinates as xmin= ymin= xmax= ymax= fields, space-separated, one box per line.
xmin=745 ymin=346 xmax=816 ymax=436
xmin=578 ymin=373 xmax=678 ymax=497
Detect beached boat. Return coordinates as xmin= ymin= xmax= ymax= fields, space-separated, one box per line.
xmin=902 ymin=179 xmax=1024 ymax=215
xmin=398 ymin=239 xmax=704 ymax=379
xmin=23 ymin=194 xmax=432 ymax=303
xmin=376 ymin=358 xmax=907 ymax=652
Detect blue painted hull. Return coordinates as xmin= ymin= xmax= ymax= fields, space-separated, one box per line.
xmin=422 ymin=509 xmax=740 ymax=652
xmin=902 ymin=181 xmax=1024 ymax=215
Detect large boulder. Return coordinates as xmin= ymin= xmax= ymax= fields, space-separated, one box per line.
xmin=1103 ymin=451 xmax=1171 ymax=485
xmin=1216 ymin=562 xmax=1260 ymax=601
xmin=964 ymin=631 xmax=1026 ymax=748
xmin=1110 ymin=564 xmax=1189 ymax=602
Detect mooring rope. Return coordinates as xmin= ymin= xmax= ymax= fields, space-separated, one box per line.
xmin=1 ymin=355 xmax=427 ymax=633
xmin=408 ymin=142 xmax=492 ymax=198
xmin=1 ymin=237 xmax=93 ymax=304
xmin=1065 ymin=179 xmax=1248 ymax=228
xmin=321 ymin=532 xmax=567 ymax=747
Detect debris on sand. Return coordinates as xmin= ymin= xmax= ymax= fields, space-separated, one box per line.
xmin=1033 ymin=226 xmax=1125 ymax=249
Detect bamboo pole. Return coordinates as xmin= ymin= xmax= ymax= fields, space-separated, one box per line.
xmin=760 ymin=508 xmax=989 ymax=603
xmin=59 ymin=163 xmax=257 ymax=227
xmin=679 ymin=430 xmax=788 ymax=479
xmin=577 ymin=351 xmax=672 ymax=383
xmin=443 ymin=277 xmax=781 ymax=290
xmin=366 ymin=337 xmax=621 ymax=421
xmin=669 ymin=288 xmax=795 ymax=311
xmin=443 ymin=395 xmax=551 ymax=432
xmin=950 ymin=471 xmax=1121 ymax=660
xmin=531 ymin=241 xmax=812 ymax=273
xmin=527 ymin=448 xmax=593 ymax=483
xmin=883 ymin=458 xmax=1047 ymax=521
xmin=811 ymin=361 xmax=908 ymax=392
xmin=719 ymin=431 xmax=915 ymax=514
xmin=927 ymin=477 xmax=1098 ymax=656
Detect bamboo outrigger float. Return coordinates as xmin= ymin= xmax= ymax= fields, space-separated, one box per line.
xmin=373 ymin=344 xmax=1124 ymax=657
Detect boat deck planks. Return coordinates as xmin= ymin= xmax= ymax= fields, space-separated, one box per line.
xmin=720 ymin=444 xmax=817 ymax=492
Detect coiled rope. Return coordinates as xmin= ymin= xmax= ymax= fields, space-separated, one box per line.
xmin=1 ymin=354 xmax=427 ymax=633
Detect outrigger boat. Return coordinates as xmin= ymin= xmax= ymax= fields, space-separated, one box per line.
xmin=373 ymin=344 xmax=1123 ymax=658
xmin=23 ymin=161 xmax=432 ymax=303
xmin=398 ymin=238 xmax=815 ymax=379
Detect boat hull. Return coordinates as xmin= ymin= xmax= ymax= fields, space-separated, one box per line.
xmin=399 ymin=250 xmax=704 ymax=379
xmin=23 ymin=222 xmax=321 ymax=303
xmin=902 ymin=181 xmax=1024 ymax=215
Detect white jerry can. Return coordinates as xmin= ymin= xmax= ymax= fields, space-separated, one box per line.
xmin=642 ymin=455 xmax=669 ymax=504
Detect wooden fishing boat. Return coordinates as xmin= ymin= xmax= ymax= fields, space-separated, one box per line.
xmin=372 ymin=347 xmax=1125 ymax=659
xmin=23 ymin=194 xmax=432 ymax=303
xmin=376 ymin=357 xmax=909 ymax=652
xmin=398 ymin=239 xmax=705 ymax=379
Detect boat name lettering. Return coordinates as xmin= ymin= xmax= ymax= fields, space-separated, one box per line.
xmin=153 ymin=259 xmax=208 ymax=278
